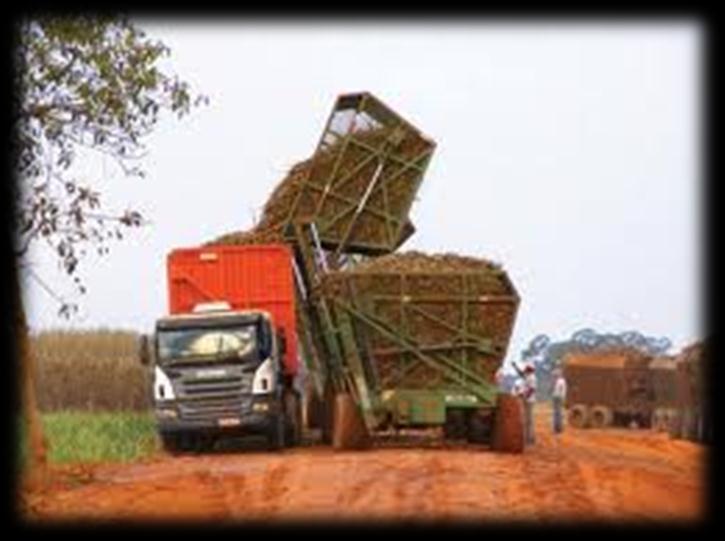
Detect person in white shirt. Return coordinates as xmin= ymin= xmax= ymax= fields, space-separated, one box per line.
xmin=523 ymin=364 xmax=537 ymax=445
xmin=551 ymin=368 xmax=567 ymax=434
xmin=513 ymin=362 xmax=537 ymax=446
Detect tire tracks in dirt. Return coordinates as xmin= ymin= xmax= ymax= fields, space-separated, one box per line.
xmin=259 ymin=459 xmax=291 ymax=516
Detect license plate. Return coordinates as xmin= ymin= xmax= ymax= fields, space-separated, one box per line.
xmin=218 ymin=417 xmax=241 ymax=427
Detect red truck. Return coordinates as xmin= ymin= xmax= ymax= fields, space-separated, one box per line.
xmin=140 ymin=244 xmax=303 ymax=452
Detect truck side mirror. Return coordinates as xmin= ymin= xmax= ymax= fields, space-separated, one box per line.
xmin=138 ymin=334 xmax=150 ymax=366
xmin=278 ymin=332 xmax=287 ymax=356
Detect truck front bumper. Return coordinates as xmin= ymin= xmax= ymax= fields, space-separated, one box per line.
xmin=154 ymin=395 xmax=280 ymax=436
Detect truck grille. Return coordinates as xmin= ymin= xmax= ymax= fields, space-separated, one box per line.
xmin=173 ymin=373 xmax=254 ymax=421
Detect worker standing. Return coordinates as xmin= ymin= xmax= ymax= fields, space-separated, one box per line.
xmin=523 ymin=364 xmax=537 ymax=445
xmin=513 ymin=362 xmax=537 ymax=446
xmin=551 ymin=368 xmax=567 ymax=434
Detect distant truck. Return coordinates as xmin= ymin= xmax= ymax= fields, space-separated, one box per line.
xmin=139 ymin=245 xmax=302 ymax=452
xmin=562 ymin=349 xmax=655 ymax=429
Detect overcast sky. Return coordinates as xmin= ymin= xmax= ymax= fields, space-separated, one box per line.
xmin=22 ymin=20 xmax=702 ymax=361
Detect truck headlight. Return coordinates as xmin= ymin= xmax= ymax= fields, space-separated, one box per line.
xmin=252 ymin=402 xmax=269 ymax=412
xmin=252 ymin=358 xmax=276 ymax=395
xmin=154 ymin=366 xmax=176 ymax=401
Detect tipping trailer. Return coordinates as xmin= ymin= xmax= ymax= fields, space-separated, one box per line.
xmin=281 ymin=92 xmax=524 ymax=451
xmin=140 ymin=245 xmax=302 ymax=452
xmin=562 ymin=349 xmax=655 ymax=429
xmin=316 ymin=258 xmax=522 ymax=450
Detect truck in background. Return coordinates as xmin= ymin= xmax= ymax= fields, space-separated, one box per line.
xmin=562 ymin=348 xmax=655 ymax=429
xmin=140 ymin=244 xmax=302 ymax=452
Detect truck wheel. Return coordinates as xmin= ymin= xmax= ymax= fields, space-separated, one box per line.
xmin=568 ymin=404 xmax=589 ymax=429
xmin=652 ymin=408 xmax=670 ymax=432
xmin=589 ymin=406 xmax=613 ymax=428
xmin=663 ymin=409 xmax=677 ymax=433
xmin=267 ymin=413 xmax=286 ymax=451
xmin=669 ymin=410 xmax=683 ymax=439
xmin=467 ymin=409 xmax=493 ymax=444
xmin=332 ymin=393 xmax=370 ymax=450
xmin=284 ymin=391 xmax=302 ymax=447
xmin=160 ymin=432 xmax=181 ymax=454
xmin=195 ymin=434 xmax=214 ymax=453
xmin=444 ymin=409 xmax=468 ymax=440
xmin=491 ymin=394 xmax=524 ymax=454
xmin=171 ymin=432 xmax=197 ymax=454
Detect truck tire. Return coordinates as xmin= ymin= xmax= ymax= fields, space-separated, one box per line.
xmin=284 ymin=390 xmax=302 ymax=447
xmin=267 ymin=413 xmax=286 ymax=451
xmin=568 ymin=404 xmax=589 ymax=429
xmin=443 ymin=409 xmax=468 ymax=440
xmin=491 ymin=394 xmax=524 ymax=454
xmin=669 ymin=410 xmax=683 ymax=439
xmin=332 ymin=393 xmax=370 ymax=450
xmin=589 ymin=406 xmax=613 ymax=428
xmin=667 ymin=409 xmax=680 ymax=434
xmin=160 ymin=432 xmax=181 ymax=454
xmin=652 ymin=408 xmax=672 ymax=432
xmin=467 ymin=408 xmax=493 ymax=444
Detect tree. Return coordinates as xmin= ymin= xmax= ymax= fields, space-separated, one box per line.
xmin=13 ymin=15 xmax=206 ymax=488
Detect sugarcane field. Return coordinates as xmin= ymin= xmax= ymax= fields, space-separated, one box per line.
xmin=15 ymin=20 xmax=707 ymax=526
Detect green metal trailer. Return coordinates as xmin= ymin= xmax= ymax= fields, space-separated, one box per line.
xmin=320 ymin=264 xmax=520 ymax=440
xmin=278 ymin=92 xmax=436 ymax=256
xmin=275 ymin=92 xmax=524 ymax=452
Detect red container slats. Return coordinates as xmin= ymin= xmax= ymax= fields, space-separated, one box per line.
xmin=167 ymin=244 xmax=298 ymax=376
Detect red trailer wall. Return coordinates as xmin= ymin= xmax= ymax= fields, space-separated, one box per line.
xmin=167 ymin=244 xmax=298 ymax=376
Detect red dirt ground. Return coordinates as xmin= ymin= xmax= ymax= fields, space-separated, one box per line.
xmin=20 ymin=405 xmax=706 ymax=523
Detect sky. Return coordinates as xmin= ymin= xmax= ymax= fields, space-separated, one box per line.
xmin=22 ymin=20 xmax=702 ymax=362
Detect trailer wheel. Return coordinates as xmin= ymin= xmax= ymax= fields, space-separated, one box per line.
xmin=652 ymin=408 xmax=671 ymax=432
xmin=332 ymin=393 xmax=370 ymax=450
xmin=568 ymin=404 xmax=589 ymax=429
xmin=663 ymin=409 xmax=677 ymax=433
xmin=443 ymin=409 xmax=468 ymax=440
xmin=467 ymin=409 xmax=493 ymax=444
xmin=668 ymin=410 xmax=683 ymax=439
xmin=589 ymin=406 xmax=613 ymax=428
xmin=491 ymin=394 xmax=524 ymax=454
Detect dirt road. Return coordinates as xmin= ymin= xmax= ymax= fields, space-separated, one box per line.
xmin=22 ymin=406 xmax=706 ymax=523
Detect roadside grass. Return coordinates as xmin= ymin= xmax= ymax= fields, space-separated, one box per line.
xmin=34 ymin=411 xmax=158 ymax=464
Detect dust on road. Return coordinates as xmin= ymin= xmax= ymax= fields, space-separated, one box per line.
xmin=21 ymin=406 xmax=706 ymax=523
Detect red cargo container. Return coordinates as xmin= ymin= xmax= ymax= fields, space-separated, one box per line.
xmin=167 ymin=244 xmax=298 ymax=376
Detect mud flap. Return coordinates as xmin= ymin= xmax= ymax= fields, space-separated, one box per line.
xmin=491 ymin=394 xmax=524 ymax=454
xmin=332 ymin=393 xmax=371 ymax=450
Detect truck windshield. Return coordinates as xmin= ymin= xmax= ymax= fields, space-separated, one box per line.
xmin=157 ymin=325 xmax=259 ymax=364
